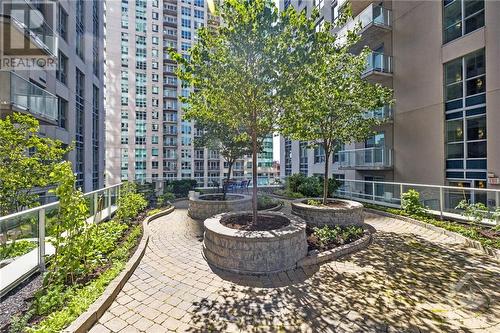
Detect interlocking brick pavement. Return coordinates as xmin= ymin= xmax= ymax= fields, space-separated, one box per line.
xmin=92 ymin=200 xmax=500 ymax=332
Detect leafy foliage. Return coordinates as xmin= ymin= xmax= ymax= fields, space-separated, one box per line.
xmin=0 ymin=113 xmax=69 ymax=215
xmin=455 ymin=200 xmax=490 ymax=225
xmin=257 ymin=195 xmax=282 ymax=210
xmin=156 ymin=192 xmax=175 ymax=207
xmin=279 ymin=5 xmax=393 ymax=204
xmin=312 ymin=225 xmax=364 ymax=249
xmin=114 ymin=182 xmax=148 ymax=224
xmin=366 ymin=203 xmax=500 ymax=249
xmin=46 ymin=162 xmax=91 ymax=285
xmin=165 ymin=179 xmax=198 ymax=198
xmin=28 ymin=226 xmax=142 ymax=333
xmin=306 ymin=199 xmax=323 ymax=206
xmin=401 ymin=189 xmax=426 ymax=217
xmin=0 ymin=240 xmax=37 ymax=260
xmin=172 ymin=0 xmax=314 ymax=224
xmin=283 ymin=174 xmax=339 ymax=198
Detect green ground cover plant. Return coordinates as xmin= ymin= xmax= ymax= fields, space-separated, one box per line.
xmin=365 ymin=196 xmax=500 ymax=250
xmin=309 ymin=225 xmax=364 ymax=251
xmin=0 ymin=240 xmax=38 ymax=260
xmin=7 ymin=169 xmax=148 ymax=333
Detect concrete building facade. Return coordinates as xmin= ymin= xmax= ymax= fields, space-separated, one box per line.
xmin=280 ymin=0 xmax=500 ymax=197
xmin=0 ymin=0 xmax=106 ymax=192
xmin=105 ymin=0 xmax=275 ymax=187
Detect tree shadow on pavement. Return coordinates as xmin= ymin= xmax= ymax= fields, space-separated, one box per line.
xmin=187 ymin=232 xmax=500 ymax=332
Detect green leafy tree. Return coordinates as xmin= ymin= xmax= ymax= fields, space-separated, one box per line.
xmin=194 ymin=119 xmax=252 ymax=199
xmin=280 ymin=9 xmax=393 ymax=204
xmin=0 ymin=113 xmax=68 ymax=215
xmin=172 ymin=0 xmax=312 ymax=224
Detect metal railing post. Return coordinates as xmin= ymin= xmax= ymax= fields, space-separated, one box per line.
xmin=93 ymin=192 xmax=98 ymax=216
xmin=439 ymin=187 xmax=444 ymax=220
xmin=496 ymin=191 xmax=499 ymax=226
xmin=38 ymin=208 xmax=46 ymax=271
xmin=399 ymin=183 xmax=403 ymax=207
xmin=107 ymin=188 xmax=111 ymax=219
xmin=372 ymin=182 xmax=376 ymax=201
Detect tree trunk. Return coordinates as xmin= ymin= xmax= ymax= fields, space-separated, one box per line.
xmin=323 ymin=149 xmax=330 ymax=205
xmin=251 ymin=132 xmax=259 ymax=225
xmin=223 ymin=160 xmax=233 ymax=201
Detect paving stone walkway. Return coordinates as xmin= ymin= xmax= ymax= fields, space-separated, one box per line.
xmin=92 ymin=200 xmax=500 ymax=332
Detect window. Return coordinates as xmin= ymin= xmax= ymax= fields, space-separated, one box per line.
xmin=194 ymin=9 xmax=204 ymax=19
xmin=444 ymin=49 xmax=487 ymax=180
xmin=57 ymin=4 xmax=68 ymax=41
xmin=443 ymin=0 xmax=484 ymax=44
xmin=181 ymin=30 xmax=191 ymax=39
xmin=314 ymin=145 xmax=325 ymax=163
xmin=56 ymin=51 xmax=67 ymax=84
xmin=75 ymin=69 xmax=85 ymax=189
xmin=76 ymin=0 xmax=85 ymax=60
xmin=57 ymin=97 xmax=67 ymax=129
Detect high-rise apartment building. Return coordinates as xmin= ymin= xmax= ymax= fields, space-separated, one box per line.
xmin=280 ymin=0 xmax=500 ymax=196
xmin=0 ymin=0 xmax=105 ymax=192
xmin=105 ymin=0 xmax=274 ymax=187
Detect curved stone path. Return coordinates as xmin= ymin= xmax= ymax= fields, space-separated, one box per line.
xmin=91 ymin=201 xmax=500 ymax=333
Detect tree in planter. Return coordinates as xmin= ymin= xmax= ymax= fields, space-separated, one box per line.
xmin=172 ymin=0 xmax=313 ymax=224
xmin=0 ymin=113 xmax=68 ymax=216
xmin=280 ymin=12 xmax=393 ymax=204
xmin=194 ymin=120 xmax=252 ymax=200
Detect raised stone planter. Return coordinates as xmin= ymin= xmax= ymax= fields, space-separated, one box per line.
xmin=203 ymin=211 xmax=308 ymax=274
xmin=188 ymin=193 xmax=252 ymax=220
xmin=291 ymin=198 xmax=364 ymax=227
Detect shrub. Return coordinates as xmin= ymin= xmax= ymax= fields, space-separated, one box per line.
xmin=115 ymin=182 xmax=148 ymax=224
xmin=285 ymin=173 xmax=307 ymax=193
xmin=297 ymin=176 xmax=322 ymax=197
xmin=0 ymin=240 xmax=37 ymax=260
xmin=401 ymin=189 xmax=426 ymax=217
xmin=273 ymin=189 xmax=304 ymax=199
xmin=306 ymin=199 xmax=322 ymax=206
xmin=157 ymin=192 xmax=175 ymax=207
xmin=257 ymin=195 xmax=281 ymax=210
xmin=165 ymin=179 xmax=197 ymax=198
xmin=456 ymin=200 xmax=489 ymax=225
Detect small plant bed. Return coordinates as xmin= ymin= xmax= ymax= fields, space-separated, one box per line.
xmin=364 ymin=203 xmax=500 ymax=250
xmin=1 ymin=179 xmax=152 ymax=333
xmin=257 ymin=195 xmax=283 ymax=210
xmin=221 ymin=213 xmax=290 ymax=231
xmin=305 ymin=199 xmax=349 ymax=208
xmin=307 ymin=225 xmax=365 ymax=252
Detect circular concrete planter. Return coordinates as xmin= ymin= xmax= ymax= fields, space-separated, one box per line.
xmin=291 ymin=198 xmax=364 ymax=227
xmin=188 ymin=193 xmax=252 ymax=220
xmin=203 ymin=211 xmax=308 ymax=274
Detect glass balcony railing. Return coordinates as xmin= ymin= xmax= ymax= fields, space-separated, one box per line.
xmin=336 ymin=4 xmax=392 ymax=43
xmin=337 ymin=147 xmax=393 ymax=169
xmin=0 ymin=72 xmax=57 ymax=123
xmin=364 ymin=105 xmax=393 ymax=120
xmin=364 ymin=52 xmax=393 ymax=75
xmin=8 ymin=1 xmax=57 ymax=56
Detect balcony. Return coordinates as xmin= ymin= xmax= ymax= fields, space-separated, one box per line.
xmin=339 ymin=0 xmax=375 ymax=17
xmin=336 ymin=4 xmax=392 ymax=52
xmin=362 ymin=52 xmax=393 ymax=84
xmin=337 ymin=147 xmax=393 ymax=170
xmin=0 ymin=72 xmax=57 ymax=124
xmin=1 ymin=8 xmax=57 ymax=56
xmin=364 ymin=105 xmax=393 ymax=121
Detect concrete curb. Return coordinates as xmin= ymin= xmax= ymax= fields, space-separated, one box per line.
xmin=365 ymin=207 xmax=500 ymax=261
xmin=63 ymin=205 xmax=175 ymax=333
xmin=297 ymin=227 xmax=373 ymax=267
